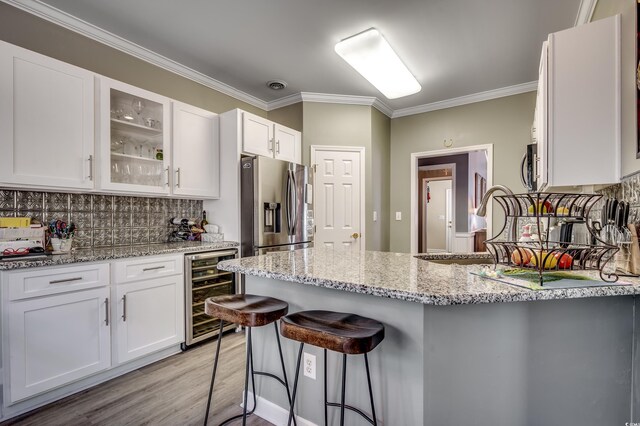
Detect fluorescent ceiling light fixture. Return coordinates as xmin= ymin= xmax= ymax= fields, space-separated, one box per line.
xmin=335 ymin=28 xmax=421 ymax=99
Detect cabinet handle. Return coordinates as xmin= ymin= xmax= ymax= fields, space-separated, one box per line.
xmin=175 ymin=168 xmax=181 ymax=188
xmin=165 ymin=167 xmax=170 ymax=187
xmin=276 ymin=140 xmax=280 ymax=154
xmin=269 ymin=138 xmax=274 ymax=152
xmin=49 ymin=276 xmax=83 ymax=284
xmin=88 ymin=155 xmax=94 ymax=181
xmin=122 ymin=295 xmax=127 ymax=322
xmin=104 ymin=298 xmax=110 ymax=326
xmin=143 ymin=265 xmax=166 ymax=272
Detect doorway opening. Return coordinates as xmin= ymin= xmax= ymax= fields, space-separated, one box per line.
xmin=410 ymin=144 xmax=493 ymax=254
xmin=419 ymin=164 xmax=455 ymax=253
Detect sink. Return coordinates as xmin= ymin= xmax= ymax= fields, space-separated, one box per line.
xmin=418 ymin=257 xmax=493 ymax=266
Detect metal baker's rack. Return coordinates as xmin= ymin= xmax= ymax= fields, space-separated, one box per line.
xmin=484 ymin=192 xmax=619 ymax=285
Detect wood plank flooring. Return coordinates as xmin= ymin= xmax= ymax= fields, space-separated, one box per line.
xmin=1 ymin=331 xmax=273 ymax=426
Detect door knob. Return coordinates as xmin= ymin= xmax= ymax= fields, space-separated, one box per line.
xmin=351 ymin=233 xmax=360 ymax=239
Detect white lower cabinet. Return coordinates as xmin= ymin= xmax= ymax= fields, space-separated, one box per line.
xmin=114 ymin=275 xmax=184 ymax=363
xmin=7 ymin=287 xmax=111 ymax=403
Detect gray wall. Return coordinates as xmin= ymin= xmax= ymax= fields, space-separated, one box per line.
xmin=390 ymin=92 xmax=536 ymax=252
xmin=418 ymin=154 xmax=469 ymax=232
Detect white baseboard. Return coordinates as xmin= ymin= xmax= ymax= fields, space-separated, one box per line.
xmin=246 ymin=391 xmax=317 ymax=426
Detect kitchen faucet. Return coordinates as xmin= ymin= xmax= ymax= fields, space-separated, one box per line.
xmin=476 ymin=185 xmax=517 ymax=241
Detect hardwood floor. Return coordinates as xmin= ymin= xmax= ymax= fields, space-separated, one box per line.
xmin=2 ymin=331 xmax=274 ymax=426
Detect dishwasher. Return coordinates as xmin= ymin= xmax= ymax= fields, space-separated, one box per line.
xmin=183 ymin=249 xmax=238 ymax=349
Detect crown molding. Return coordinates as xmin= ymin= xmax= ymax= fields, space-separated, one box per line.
xmin=273 ymin=92 xmax=394 ymax=117
xmin=265 ymin=93 xmax=303 ymax=110
xmin=391 ymin=81 xmax=538 ymax=119
xmin=2 ymin=0 xmax=269 ymax=110
xmin=575 ymin=0 xmax=598 ymax=26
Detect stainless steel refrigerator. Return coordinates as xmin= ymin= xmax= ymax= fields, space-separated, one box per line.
xmin=241 ymin=156 xmax=313 ymax=257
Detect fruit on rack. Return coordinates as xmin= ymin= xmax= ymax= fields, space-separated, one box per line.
xmin=554 ymin=252 xmax=574 ymax=269
xmin=556 ymin=206 xmax=570 ymax=216
xmin=529 ymin=250 xmax=558 ymax=269
xmin=527 ymin=201 xmax=553 ymax=215
xmin=510 ymin=248 xmax=533 ymax=266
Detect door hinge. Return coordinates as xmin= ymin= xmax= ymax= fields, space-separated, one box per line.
xmin=312 ymin=164 xmax=317 ymax=173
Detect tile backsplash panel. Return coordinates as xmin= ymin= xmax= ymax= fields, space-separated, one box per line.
xmin=0 ymin=190 xmax=203 ymax=249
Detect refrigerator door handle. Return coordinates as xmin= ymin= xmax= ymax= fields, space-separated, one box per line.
xmin=290 ymin=170 xmax=297 ymax=234
xmin=286 ymin=170 xmax=298 ymax=236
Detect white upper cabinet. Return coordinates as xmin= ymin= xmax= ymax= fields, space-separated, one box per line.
xmin=274 ymin=124 xmax=301 ymax=163
xmin=539 ymin=15 xmax=620 ymax=189
xmin=243 ymin=112 xmax=275 ymax=158
xmin=241 ymin=110 xmax=302 ymax=164
xmin=98 ymin=77 xmax=171 ymax=195
xmin=172 ymin=102 xmax=220 ymax=199
xmin=0 ymin=41 xmax=95 ymax=190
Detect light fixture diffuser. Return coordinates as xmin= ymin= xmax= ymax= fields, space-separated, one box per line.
xmin=335 ymin=28 xmax=421 ymax=99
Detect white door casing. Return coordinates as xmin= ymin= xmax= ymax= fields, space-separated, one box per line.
xmin=311 ymin=146 xmax=365 ymax=250
xmin=445 ymin=187 xmax=453 ymax=252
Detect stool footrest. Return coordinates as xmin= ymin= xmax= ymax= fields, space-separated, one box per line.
xmin=326 ymin=402 xmax=376 ymax=425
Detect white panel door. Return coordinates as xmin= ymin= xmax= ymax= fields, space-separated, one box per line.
xmin=274 ymin=124 xmax=301 ymax=164
xmin=172 ymin=101 xmax=220 ymax=198
xmin=115 ymin=275 xmax=184 ymax=364
xmin=313 ymin=149 xmax=363 ymax=250
xmin=8 ymin=287 xmax=111 ymax=403
xmin=242 ymin=111 xmax=273 ymax=158
xmin=0 ymin=41 xmax=95 ymax=190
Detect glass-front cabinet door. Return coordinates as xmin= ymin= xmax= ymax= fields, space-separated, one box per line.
xmin=98 ymin=78 xmax=171 ymax=194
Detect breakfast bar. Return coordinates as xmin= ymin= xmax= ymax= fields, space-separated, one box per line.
xmin=218 ymin=248 xmax=640 ymax=426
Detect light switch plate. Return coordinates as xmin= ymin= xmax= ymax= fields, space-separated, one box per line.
xmin=373 ymin=211 xmax=378 ymax=222
xmin=395 ymin=211 xmax=402 ymax=221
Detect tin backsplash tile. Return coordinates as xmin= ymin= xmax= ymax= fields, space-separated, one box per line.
xmin=0 ymin=189 xmax=203 ymax=249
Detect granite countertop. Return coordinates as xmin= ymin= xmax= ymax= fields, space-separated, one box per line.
xmin=217 ymin=247 xmax=640 ymax=306
xmin=0 ymin=241 xmax=239 ymax=271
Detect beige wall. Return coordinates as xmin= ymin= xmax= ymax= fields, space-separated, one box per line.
xmin=389 ymin=92 xmax=536 ymax=252
xmin=302 ymin=102 xmax=391 ymax=251
xmin=592 ymin=0 xmax=637 ymax=177
xmin=0 ymin=3 xmax=265 ymax=116
xmin=268 ymin=102 xmax=303 ymax=131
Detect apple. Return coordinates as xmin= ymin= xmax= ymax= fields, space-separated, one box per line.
xmin=554 ymin=252 xmax=574 ymax=269
xmin=511 ymin=248 xmax=533 ymax=266
xmin=529 ymin=250 xmax=558 ymax=269
xmin=556 ymin=206 xmax=570 ymax=216
xmin=527 ymin=201 xmax=554 ymax=215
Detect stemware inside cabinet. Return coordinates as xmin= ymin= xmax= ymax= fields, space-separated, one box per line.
xmin=98 ymin=78 xmax=171 ymax=194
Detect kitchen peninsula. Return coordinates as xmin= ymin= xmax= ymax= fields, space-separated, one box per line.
xmin=218 ymin=248 xmax=640 ymax=426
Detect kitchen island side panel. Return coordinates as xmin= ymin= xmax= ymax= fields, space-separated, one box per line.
xmin=424 ymin=296 xmax=634 ymax=426
xmin=246 ymin=275 xmax=425 ymax=426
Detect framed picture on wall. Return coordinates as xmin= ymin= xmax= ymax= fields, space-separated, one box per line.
xmin=474 ymin=173 xmax=487 ymax=208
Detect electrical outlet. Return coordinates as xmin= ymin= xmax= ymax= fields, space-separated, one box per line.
xmin=303 ymin=352 xmax=316 ymax=380
xmin=395 ymin=211 xmax=402 ymax=221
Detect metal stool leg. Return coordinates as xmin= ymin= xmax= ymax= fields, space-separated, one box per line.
xmin=324 ymin=348 xmax=328 ymax=426
xmin=274 ymin=322 xmax=297 ymax=426
xmin=241 ymin=327 xmax=252 ymax=426
xmin=364 ymin=353 xmax=377 ymax=426
xmin=287 ymin=343 xmax=305 ymax=426
xmin=203 ymin=319 xmax=225 ymax=426
xmin=340 ymin=354 xmax=347 ymax=426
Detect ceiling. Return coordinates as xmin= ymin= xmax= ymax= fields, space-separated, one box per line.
xmin=32 ymin=0 xmax=581 ymax=113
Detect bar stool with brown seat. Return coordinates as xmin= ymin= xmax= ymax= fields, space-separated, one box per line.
xmin=280 ymin=310 xmax=385 ymax=426
xmin=203 ymin=294 xmax=297 ymax=426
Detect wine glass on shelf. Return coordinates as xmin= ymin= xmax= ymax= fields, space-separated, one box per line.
xmin=131 ymin=98 xmax=145 ymax=125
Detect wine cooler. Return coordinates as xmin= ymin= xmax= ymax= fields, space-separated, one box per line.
xmin=184 ymin=249 xmax=238 ymax=348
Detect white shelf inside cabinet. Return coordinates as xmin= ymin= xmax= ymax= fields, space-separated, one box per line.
xmin=111 ymin=153 xmax=163 ymax=164
xmin=111 ymin=118 xmax=163 ymax=136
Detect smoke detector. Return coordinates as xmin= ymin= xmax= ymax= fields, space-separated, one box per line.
xmin=266 ymin=80 xmax=287 ymax=90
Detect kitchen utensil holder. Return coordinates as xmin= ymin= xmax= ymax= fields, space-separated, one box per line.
xmin=484 ymin=192 xmax=620 ymax=285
